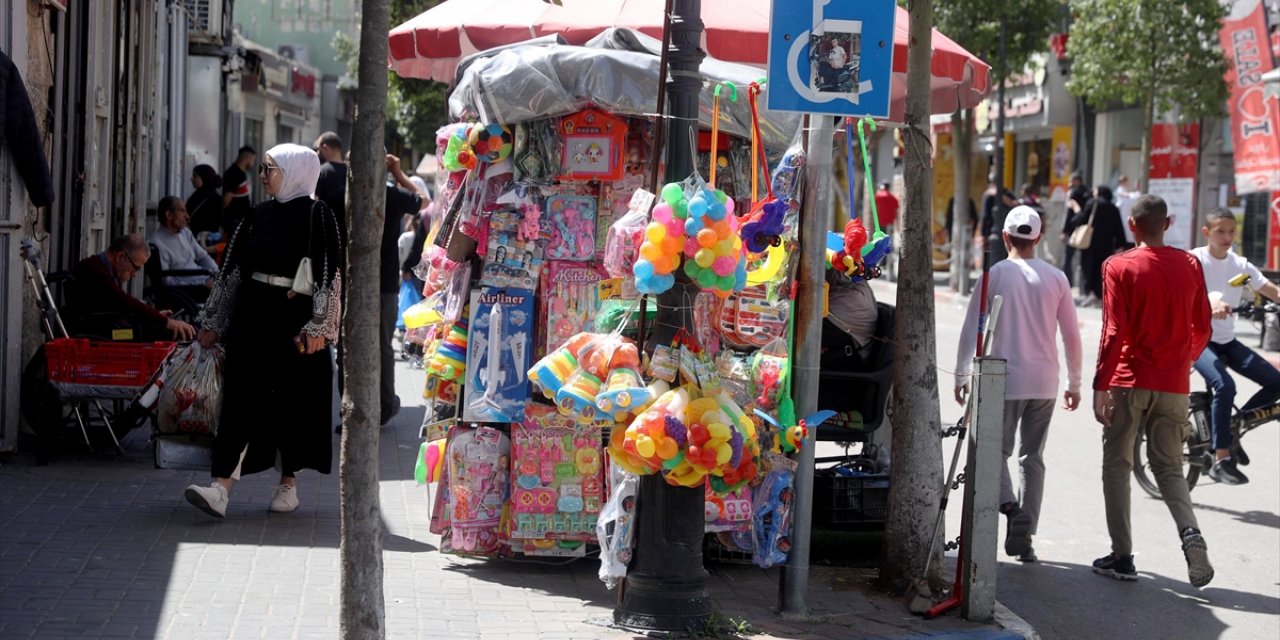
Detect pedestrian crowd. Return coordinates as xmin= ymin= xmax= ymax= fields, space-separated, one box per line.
xmin=956 ymin=189 xmax=1280 ymax=591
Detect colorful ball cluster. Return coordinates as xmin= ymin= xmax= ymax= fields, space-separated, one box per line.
xmin=680 ymin=187 xmax=747 ymax=298
xmin=467 ymin=123 xmax=513 ymax=163
xmin=633 ymin=183 xmax=692 ymax=294
xmin=609 ymin=387 xmax=692 ymax=475
xmin=608 ymin=388 xmax=760 ymax=490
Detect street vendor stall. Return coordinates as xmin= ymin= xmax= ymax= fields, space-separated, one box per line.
xmin=397 ymin=30 xmax=903 ymax=578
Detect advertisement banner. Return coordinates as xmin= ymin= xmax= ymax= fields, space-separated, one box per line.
xmin=1220 ymin=0 xmax=1280 ymax=194
xmin=1049 ymin=126 xmax=1073 ymax=200
xmin=1148 ymin=123 xmax=1199 ymax=250
xmin=933 ymin=132 xmax=954 ymax=268
xmin=1149 ymin=123 xmax=1199 ymax=180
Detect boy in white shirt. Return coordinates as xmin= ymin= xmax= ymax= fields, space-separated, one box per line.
xmin=1190 ymin=208 xmax=1280 ymax=485
xmin=956 ymin=206 xmax=1083 ymax=562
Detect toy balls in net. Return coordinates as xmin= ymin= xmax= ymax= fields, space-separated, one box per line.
xmin=468 ymin=123 xmax=513 ymax=163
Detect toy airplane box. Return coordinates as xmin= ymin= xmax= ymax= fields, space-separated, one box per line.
xmin=463 ymin=288 xmax=535 ymax=423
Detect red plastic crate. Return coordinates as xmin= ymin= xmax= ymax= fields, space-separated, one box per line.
xmin=45 ymin=338 xmax=176 ymax=387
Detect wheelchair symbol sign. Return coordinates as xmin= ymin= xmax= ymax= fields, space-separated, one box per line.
xmin=766 ymin=0 xmax=896 ymax=118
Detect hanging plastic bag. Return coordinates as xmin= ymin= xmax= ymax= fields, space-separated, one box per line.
xmin=596 ymin=462 xmax=640 ymax=590
xmin=155 ymin=343 xmax=225 ymax=436
xmin=752 ymin=454 xmax=798 ymax=569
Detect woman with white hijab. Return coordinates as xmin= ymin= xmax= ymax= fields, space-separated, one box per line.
xmin=184 ymin=143 xmax=343 ymax=519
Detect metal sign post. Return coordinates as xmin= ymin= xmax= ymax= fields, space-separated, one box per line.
xmin=960 ymin=356 xmax=1005 ymax=621
xmin=766 ymin=0 xmax=897 ymax=118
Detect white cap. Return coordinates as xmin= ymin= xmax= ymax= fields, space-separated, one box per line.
xmin=1003 ymin=205 xmax=1042 ymax=240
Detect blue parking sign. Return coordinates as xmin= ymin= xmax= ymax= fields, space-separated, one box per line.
xmin=766 ymin=0 xmax=897 ymax=118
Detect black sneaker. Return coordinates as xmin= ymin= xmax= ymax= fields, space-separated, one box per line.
xmin=1004 ymin=506 xmax=1033 ymax=557
xmin=1092 ymin=553 xmax=1138 ymax=581
xmin=1207 ymin=458 xmax=1249 ymax=485
xmin=1234 ymin=443 xmax=1250 ymax=466
xmin=1180 ymin=527 xmax=1214 ymax=588
xmin=1017 ymin=543 xmax=1037 ymax=563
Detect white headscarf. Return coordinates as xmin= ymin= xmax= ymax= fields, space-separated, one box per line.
xmin=266 ymin=143 xmax=321 ymax=203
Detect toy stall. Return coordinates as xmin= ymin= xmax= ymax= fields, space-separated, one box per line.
xmin=402 ymin=36 xmax=891 ymax=579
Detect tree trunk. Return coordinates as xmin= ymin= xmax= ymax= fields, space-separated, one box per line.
xmin=340 ymin=1 xmax=390 ymax=638
xmin=949 ymin=108 xmax=972 ymax=294
xmin=1139 ymin=88 xmax=1154 ymax=194
xmin=880 ymin=0 xmax=945 ymax=593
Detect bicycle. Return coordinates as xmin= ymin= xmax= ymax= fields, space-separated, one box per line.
xmin=1133 ymin=301 xmax=1280 ymax=498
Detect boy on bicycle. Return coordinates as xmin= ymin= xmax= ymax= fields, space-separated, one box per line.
xmin=1190 ymin=208 xmax=1280 ymax=485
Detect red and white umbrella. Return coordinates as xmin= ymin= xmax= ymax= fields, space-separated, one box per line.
xmin=388 ymin=0 xmax=991 ymax=118
xmin=387 ymin=0 xmax=555 ymax=84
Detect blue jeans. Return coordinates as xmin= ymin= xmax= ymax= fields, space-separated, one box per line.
xmin=1193 ymin=339 xmax=1280 ymax=451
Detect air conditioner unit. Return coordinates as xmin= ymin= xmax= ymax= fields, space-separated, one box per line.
xmin=184 ymin=0 xmax=224 ymax=45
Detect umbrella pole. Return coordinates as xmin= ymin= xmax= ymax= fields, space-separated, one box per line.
xmin=614 ymin=0 xmax=713 ymax=632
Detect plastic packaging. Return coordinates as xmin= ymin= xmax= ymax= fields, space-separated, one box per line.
xmin=596 ymin=462 xmax=639 ymax=589
xmin=155 ymin=343 xmax=225 ymax=436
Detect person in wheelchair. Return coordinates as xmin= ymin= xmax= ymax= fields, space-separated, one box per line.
xmin=820 ymin=268 xmax=878 ymax=370
xmin=148 ymin=195 xmax=218 ymax=304
xmin=65 ymin=233 xmax=196 ymax=341
xmin=1190 ymin=208 xmax=1280 ymax=485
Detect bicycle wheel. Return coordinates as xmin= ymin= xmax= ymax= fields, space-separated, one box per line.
xmin=1133 ymin=429 xmax=1206 ymax=499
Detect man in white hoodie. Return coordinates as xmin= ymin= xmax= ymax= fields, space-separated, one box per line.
xmin=955 ymin=205 xmax=1083 ymax=562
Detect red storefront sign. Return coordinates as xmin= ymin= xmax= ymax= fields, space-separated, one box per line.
xmin=1149 ymin=123 xmax=1199 ymax=180
xmin=1220 ymin=0 xmax=1280 ymax=194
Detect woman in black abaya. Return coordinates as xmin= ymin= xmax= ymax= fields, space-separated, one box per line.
xmin=183 ymin=143 xmax=343 ymax=518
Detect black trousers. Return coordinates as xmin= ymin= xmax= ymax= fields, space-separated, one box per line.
xmin=380 ymin=292 xmax=399 ymax=416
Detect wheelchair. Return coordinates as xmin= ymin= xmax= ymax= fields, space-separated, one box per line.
xmin=142 ymin=242 xmax=213 ymax=324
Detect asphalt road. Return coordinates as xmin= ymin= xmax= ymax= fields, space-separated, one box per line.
xmin=859 ymin=280 xmax=1280 ymax=640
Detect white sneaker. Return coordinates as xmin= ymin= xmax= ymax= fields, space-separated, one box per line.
xmin=184 ymin=482 xmax=228 ymax=518
xmin=269 ymin=484 xmax=299 ymax=513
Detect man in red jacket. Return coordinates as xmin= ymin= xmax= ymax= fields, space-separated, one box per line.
xmin=1092 ymin=195 xmax=1213 ymax=588
xmin=66 ymin=234 xmax=195 ymax=341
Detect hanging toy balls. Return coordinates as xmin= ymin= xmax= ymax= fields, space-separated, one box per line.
xmin=681 ymin=185 xmax=744 ymax=299
xmin=467 ymin=123 xmax=513 ymax=163
xmin=634 ymin=182 xmax=691 ymax=295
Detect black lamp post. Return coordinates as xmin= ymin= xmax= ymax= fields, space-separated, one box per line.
xmin=613 ymin=0 xmax=713 ymax=633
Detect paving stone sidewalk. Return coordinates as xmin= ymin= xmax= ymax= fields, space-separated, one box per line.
xmin=0 ymin=360 xmax=1030 ymax=640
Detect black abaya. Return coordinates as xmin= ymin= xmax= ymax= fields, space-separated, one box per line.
xmin=200 ymin=196 xmax=344 ymax=478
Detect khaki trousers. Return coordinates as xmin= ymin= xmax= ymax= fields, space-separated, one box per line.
xmin=1101 ymin=388 xmax=1200 ymax=556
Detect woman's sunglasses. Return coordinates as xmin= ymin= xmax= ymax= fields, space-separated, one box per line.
xmin=259 ymin=163 xmax=280 ymax=174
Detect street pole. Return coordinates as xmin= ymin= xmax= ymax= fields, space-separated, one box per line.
xmin=779 ymin=114 xmax=833 ymax=616
xmin=986 ymin=14 xmax=1009 ymax=266
xmin=614 ymin=0 xmax=712 ymax=632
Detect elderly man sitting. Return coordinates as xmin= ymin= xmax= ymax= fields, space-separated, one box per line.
xmin=65 ymin=234 xmax=195 ymax=341
xmin=148 ymin=195 xmax=218 ymax=302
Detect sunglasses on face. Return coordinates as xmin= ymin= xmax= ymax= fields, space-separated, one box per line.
xmin=259 ymin=163 xmax=280 ymax=174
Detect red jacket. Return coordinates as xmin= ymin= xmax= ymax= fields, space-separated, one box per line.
xmin=1094 ymin=246 xmax=1211 ymax=394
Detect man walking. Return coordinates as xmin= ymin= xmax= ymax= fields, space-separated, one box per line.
xmin=314 ymin=132 xmax=348 ymax=244
xmin=221 ymin=146 xmax=255 ymax=231
xmin=955 ymin=206 xmax=1082 ymax=562
xmin=379 ymin=154 xmax=428 ymax=425
xmin=1092 ymin=195 xmax=1214 ymax=587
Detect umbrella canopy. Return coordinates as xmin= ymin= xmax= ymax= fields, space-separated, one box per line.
xmin=388 ymin=0 xmax=991 ymax=118
xmin=387 ymin=0 xmax=553 ymax=84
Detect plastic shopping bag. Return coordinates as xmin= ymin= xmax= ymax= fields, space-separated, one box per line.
xmin=397 ymin=279 xmax=424 ymax=330
xmin=155 ymin=343 xmax=225 ymax=436
xmin=596 ymin=462 xmax=639 ymax=589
